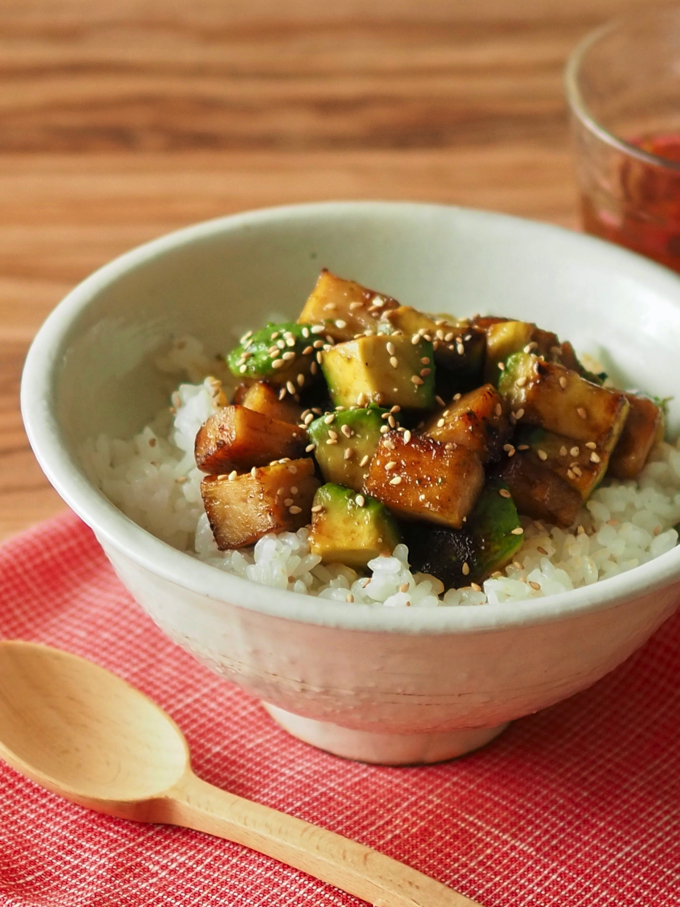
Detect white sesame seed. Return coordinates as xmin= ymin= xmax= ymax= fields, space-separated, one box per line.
xmin=305 ymin=443 xmax=315 ymax=452
xmin=289 ymin=505 xmax=302 ymax=514
xmin=272 ymin=358 xmax=285 ymax=369
xmin=590 ymin=452 xmax=601 ymax=463
xmin=281 ymin=351 xmax=296 ymax=361
xmin=286 ymin=381 xmax=296 ymax=395
xmin=411 ymin=375 xmax=424 ymax=386
xmin=387 ymin=341 xmax=396 ymax=355
xmin=355 ymin=494 xmax=366 ymax=507
xmin=328 ymin=429 xmax=338 ymax=440
xmin=304 ymin=412 xmax=315 ymax=425
xmin=228 ymin=470 xmax=238 ymax=481
xmin=577 ymin=407 xmax=588 ymax=420
xmin=324 ymin=414 xmax=336 ymax=424
xmin=389 ymin=475 xmax=403 ymax=485
xmin=516 ymin=376 xmax=528 ymax=387
xmin=462 ymin=562 xmax=470 ymax=576
xmin=403 ymin=430 xmax=412 ymax=443
xmin=499 ymin=488 xmax=511 ymax=498
xmin=385 ymin=461 xmax=397 ymax=471
xmin=390 ymin=356 xmax=399 ymax=368
xmin=311 ymin=504 xmax=324 ymax=513
xmin=570 ymin=446 xmax=580 ymax=457
xmin=359 ymin=455 xmax=370 ymax=467
xmin=511 ymin=527 xmax=524 ymax=535
xmin=498 ymin=362 xmax=505 ymax=371
xmin=310 ymin=362 xmax=318 ymax=375
xmin=283 ymin=498 xmax=294 ymax=506
xmin=559 ymin=376 xmax=568 ymax=389
xmin=537 ymin=449 xmax=548 ymax=461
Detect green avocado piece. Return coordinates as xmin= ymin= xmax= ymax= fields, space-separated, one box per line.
xmin=227 ymin=322 xmax=319 ymax=388
xmin=320 ymin=334 xmax=435 ymax=410
xmin=407 ymin=479 xmax=523 ymax=587
xmin=308 ymin=483 xmax=402 ymax=570
xmin=308 ymin=406 xmax=391 ymax=492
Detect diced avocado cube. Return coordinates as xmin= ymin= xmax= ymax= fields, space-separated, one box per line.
xmin=201 ymin=458 xmax=320 ymax=550
xmin=494 ymin=449 xmax=582 ymax=528
xmin=422 ymin=384 xmax=511 ymax=463
xmin=498 ymin=352 xmax=630 ymax=446
xmin=608 ymin=393 xmax=665 ymax=480
xmin=227 ymin=322 xmax=319 ymax=390
xmin=407 ymin=480 xmax=523 ymax=588
xmin=298 ymin=270 xmax=399 ymax=342
xmin=516 ymin=425 xmax=611 ymax=501
xmin=363 ymin=430 xmax=484 ymax=529
xmin=484 ymin=320 xmax=560 ymax=384
xmin=381 ymin=307 xmax=485 ymax=385
xmin=308 ymin=483 xmax=401 ymax=570
xmin=308 ymin=406 xmax=390 ymax=491
xmin=321 ymin=334 xmax=435 ymax=410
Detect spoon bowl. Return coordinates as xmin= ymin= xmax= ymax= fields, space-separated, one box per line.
xmin=0 ymin=640 xmax=188 ymax=809
xmin=0 ymin=640 xmax=481 ymax=907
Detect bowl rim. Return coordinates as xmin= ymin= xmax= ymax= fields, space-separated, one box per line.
xmin=21 ymin=200 xmax=680 ymax=634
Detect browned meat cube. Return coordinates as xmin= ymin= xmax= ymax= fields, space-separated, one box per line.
xmin=494 ymin=450 xmax=582 ymax=528
xmin=235 ymin=380 xmax=304 ymax=425
xmin=608 ymin=394 xmax=665 ymax=479
xmin=201 ymin=458 xmax=320 ymax=549
xmin=195 ymin=405 xmax=307 ymax=475
xmin=298 ymin=269 xmax=399 ymax=341
xmin=423 ymin=384 xmax=511 ymax=463
xmin=363 ymin=431 xmax=484 ymax=529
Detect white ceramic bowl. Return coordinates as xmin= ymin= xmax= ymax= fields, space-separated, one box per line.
xmin=21 ymin=202 xmax=680 ymax=764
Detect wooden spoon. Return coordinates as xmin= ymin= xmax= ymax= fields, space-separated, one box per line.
xmin=0 ymin=640 xmax=483 ymax=907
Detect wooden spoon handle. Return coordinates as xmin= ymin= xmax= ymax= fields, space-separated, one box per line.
xmin=158 ymin=771 xmax=483 ymax=907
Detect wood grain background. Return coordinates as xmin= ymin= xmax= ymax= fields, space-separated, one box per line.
xmin=1 ymin=0 xmax=674 ymax=540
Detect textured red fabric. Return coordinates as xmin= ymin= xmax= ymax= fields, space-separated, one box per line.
xmin=0 ymin=510 xmax=679 ymax=907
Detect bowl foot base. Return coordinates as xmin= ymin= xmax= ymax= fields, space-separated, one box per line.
xmin=262 ymin=704 xmax=509 ymax=765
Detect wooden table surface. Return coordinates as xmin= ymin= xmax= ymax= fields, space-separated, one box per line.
xmin=0 ymin=0 xmax=673 ymax=541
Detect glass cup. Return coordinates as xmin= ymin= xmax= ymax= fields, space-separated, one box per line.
xmin=565 ymin=9 xmax=680 ymax=273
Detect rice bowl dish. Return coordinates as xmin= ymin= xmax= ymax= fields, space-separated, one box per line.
xmin=83 ymin=318 xmax=680 ymax=608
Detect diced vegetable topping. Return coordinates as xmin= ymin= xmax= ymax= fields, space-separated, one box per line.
xmin=308 ymin=483 xmax=401 ymax=570
xmin=363 ymin=431 xmax=485 ymax=529
xmin=380 ymin=306 xmax=485 ymax=384
xmin=201 ymin=458 xmax=320 ymax=549
xmin=321 ymin=334 xmax=436 ymax=410
xmin=192 ymin=269 xmax=667 ymax=589
xmin=227 ymin=322 xmax=319 ymax=390
xmin=422 ymin=383 xmax=511 ymax=463
xmin=298 ymin=270 xmax=399 ymax=341
xmin=195 ymin=405 xmax=307 ymax=474
xmin=498 ymin=352 xmax=630 ymax=446
xmin=608 ymin=393 xmax=665 ymax=479
xmin=494 ymin=449 xmax=583 ymax=528
xmin=515 ymin=425 xmax=610 ymax=500
xmin=408 ymin=479 xmax=523 ymax=587
xmin=308 ymin=406 xmax=391 ymax=491
xmin=235 ymin=380 xmax=305 ymax=424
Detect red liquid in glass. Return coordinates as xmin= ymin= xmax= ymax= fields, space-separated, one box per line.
xmin=581 ymin=132 xmax=680 ymax=272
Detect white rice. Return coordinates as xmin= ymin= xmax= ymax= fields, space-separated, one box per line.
xmin=82 ymin=337 xmax=680 ymax=607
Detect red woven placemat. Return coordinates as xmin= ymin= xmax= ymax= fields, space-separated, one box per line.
xmin=1 ymin=511 xmax=679 ymax=907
